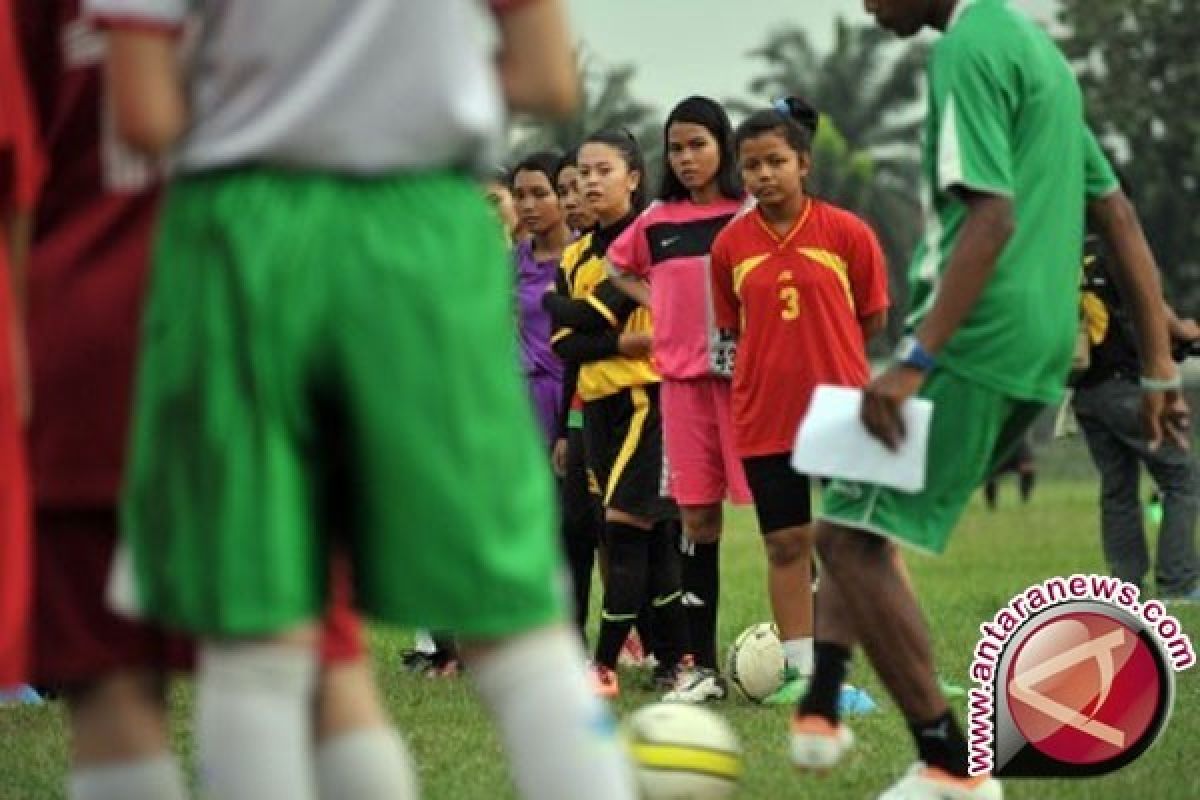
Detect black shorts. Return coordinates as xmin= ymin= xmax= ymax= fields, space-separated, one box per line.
xmin=742 ymin=454 xmax=812 ymax=535
xmin=583 ymin=384 xmax=676 ymax=522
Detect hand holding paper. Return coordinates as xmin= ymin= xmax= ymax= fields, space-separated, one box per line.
xmin=791 ymin=385 xmax=933 ymax=493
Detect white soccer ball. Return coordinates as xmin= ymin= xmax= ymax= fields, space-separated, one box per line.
xmin=725 ymin=622 xmax=785 ymax=702
xmin=626 ymin=702 xmax=742 ymax=800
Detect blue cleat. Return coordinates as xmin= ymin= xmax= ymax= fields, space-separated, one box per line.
xmin=0 ymin=685 xmax=43 ymax=706
xmin=838 ymin=683 xmax=878 ymax=716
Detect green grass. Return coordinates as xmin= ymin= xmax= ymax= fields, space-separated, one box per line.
xmin=2 ymin=478 xmax=1198 ymax=799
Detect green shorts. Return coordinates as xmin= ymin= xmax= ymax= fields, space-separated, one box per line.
xmin=820 ymin=368 xmax=1045 ymax=554
xmin=122 ymin=168 xmax=564 ymax=638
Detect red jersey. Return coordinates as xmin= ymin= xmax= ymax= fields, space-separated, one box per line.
xmin=19 ymin=1 xmax=161 ymax=506
xmin=710 ymin=199 xmax=890 ymax=457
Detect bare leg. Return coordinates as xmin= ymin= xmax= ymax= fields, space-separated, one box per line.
xmin=764 ymin=525 xmax=814 ymax=645
xmin=813 ymin=521 xmax=944 ymax=722
xmin=315 ymin=659 xmax=417 ymax=800
xmin=67 ymin=670 xmax=173 ymax=766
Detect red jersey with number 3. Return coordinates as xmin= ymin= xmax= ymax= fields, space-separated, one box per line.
xmin=18 ymin=0 xmax=161 ymax=506
xmin=710 ymin=199 xmax=890 ymax=457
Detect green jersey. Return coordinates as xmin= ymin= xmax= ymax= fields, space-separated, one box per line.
xmin=907 ymin=0 xmax=1118 ymax=403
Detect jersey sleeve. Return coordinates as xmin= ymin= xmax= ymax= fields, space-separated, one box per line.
xmin=85 ymin=0 xmax=188 ymax=29
xmin=931 ymin=41 xmax=1015 ymax=197
xmin=606 ymin=210 xmax=651 ymax=278
xmin=1082 ymin=125 xmax=1119 ymax=200
xmin=845 ymin=217 xmax=890 ymax=321
xmin=710 ymin=229 xmax=739 ymax=332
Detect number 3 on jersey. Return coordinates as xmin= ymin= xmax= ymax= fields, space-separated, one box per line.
xmin=779 ymin=286 xmax=800 ymax=320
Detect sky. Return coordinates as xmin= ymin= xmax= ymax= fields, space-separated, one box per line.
xmin=563 ymin=0 xmax=1060 ymax=115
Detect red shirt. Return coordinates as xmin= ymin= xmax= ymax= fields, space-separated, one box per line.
xmin=711 ymin=199 xmax=890 ymax=457
xmin=19 ymin=0 xmax=161 ymax=506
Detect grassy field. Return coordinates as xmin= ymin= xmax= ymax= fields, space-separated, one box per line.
xmin=2 ymin=475 xmax=1198 ymax=799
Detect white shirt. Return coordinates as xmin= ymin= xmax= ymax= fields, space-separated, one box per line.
xmin=88 ymin=0 xmax=507 ymax=174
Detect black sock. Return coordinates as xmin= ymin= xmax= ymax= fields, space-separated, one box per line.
xmin=682 ymin=540 xmax=720 ymax=669
xmin=636 ymin=600 xmax=657 ymax=661
xmin=984 ymin=480 xmax=998 ymax=509
xmin=910 ymin=711 xmax=970 ymax=777
xmin=798 ymin=641 xmax=851 ymax=723
xmin=431 ymin=633 xmax=458 ymax=664
xmin=647 ymin=520 xmax=689 ymax=670
xmin=594 ymin=521 xmax=651 ymax=668
xmin=1019 ymin=471 xmax=1035 ymax=503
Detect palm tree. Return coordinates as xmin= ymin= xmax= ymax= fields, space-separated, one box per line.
xmin=509 ymin=49 xmax=662 ymax=191
xmin=733 ymin=18 xmax=929 ymax=344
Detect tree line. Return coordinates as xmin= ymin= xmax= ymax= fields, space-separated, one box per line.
xmin=512 ymin=3 xmax=1198 ymax=338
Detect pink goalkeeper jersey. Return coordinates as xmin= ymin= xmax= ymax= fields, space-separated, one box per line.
xmin=607 ymin=197 xmax=746 ymax=380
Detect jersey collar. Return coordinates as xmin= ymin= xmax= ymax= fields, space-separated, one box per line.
xmin=755 ymin=197 xmax=813 ymax=250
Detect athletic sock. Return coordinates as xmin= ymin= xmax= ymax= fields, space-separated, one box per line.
xmin=783 ymin=637 xmax=814 ymax=677
xmin=471 ymin=627 xmax=637 ymax=800
xmin=595 ymin=521 xmax=651 ymax=668
xmin=316 ymin=727 xmax=418 ymax=800
xmin=69 ymin=754 xmax=188 ymax=800
xmin=1019 ymin=471 xmax=1036 ymax=503
xmin=197 ymin=641 xmax=319 ymax=800
xmin=431 ymin=633 xmax=459 ymax=665
xmin=647 ymin=519 xmax=689 ymax=670
xmin=910 ymin=711 xmax=971 ymax=778
xmin=682 ymin=540 xmax=720 ymax=670
xmin=797 ymin=641 xmax=850 ymax=723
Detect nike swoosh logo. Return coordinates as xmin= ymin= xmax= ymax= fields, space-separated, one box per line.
xmin=661 ymin=236 xmax=680 ymax=247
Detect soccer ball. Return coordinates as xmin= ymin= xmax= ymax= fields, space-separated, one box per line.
xmin=625 ymin=702 xmax=742 ymax=800
xmin=725 ymin=622 xmax=785 ymax=702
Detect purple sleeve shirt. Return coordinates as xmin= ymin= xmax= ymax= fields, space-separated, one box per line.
xmin=514 ymin=239 xmax=563 ymax=444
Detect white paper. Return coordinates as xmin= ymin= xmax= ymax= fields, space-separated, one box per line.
xmin=791 ymin=385 xmax=932 ymax=493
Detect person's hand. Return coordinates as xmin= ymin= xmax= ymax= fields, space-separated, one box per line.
xmin=1142 ymin=388 xmax=1191 ymax=451
xmin=618 ymin=332 xmax=653 ymax=359
xmin=861 ymin=364 xmax=927 ymax=451
xmin=1176 ymin=318 xmax=1200 ymax=342
xmin=551 ymin=437 xmax=568 ymax=477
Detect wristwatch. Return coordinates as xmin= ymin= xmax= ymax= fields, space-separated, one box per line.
xmin=895 ymin=336 xmax=937 ymax=373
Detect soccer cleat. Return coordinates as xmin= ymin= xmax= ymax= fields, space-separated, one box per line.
xmin=425 ymin=659 xmax=460 ymax=678
xmin=399 ymin=648 xmax=460 ymax=678
xmin=838 ymin=683 xmax=878 ymax=716
xmin=790 ymin=713 xmax=854 ymax=771
xmin=647 ymin=656 xmax=692 ymax=692
xmin=589 ymin=664 xmax=620 ymax=699
xmin=399 ymin=648 xmax=436 ymax=673
xmin=938 ymin=674 xmax=968 ymax=699
xmin=762 ymin=666 xmax=809 ymax=705
xmin=618 ymin=632 xmax=646 ymax=667
xmin=0 ymin=685 xmax=43 ymax=706
xmin=663 ymin=667 xmax=727 ymax=704
xmin=878 ymin=763 xmax=1003 ymax=800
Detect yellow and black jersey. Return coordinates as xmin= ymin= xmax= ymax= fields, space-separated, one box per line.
xmin=1077 ymin=233 xmax=1138 ymax=388
xmin=546 ymin=223 xmax=660 ymax=402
